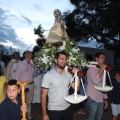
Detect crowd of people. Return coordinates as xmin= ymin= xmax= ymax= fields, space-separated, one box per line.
xmin=0 ymin=51 xmax=120 ymax=120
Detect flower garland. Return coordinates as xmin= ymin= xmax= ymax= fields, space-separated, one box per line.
xmin=34 ymin=38 xmax=87 ymax=70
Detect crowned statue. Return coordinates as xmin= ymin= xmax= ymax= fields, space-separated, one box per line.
xmin=45 ymin=9 xmax=68 ymax=44
xmin=34 ymin=9 xmax=87 ymax=70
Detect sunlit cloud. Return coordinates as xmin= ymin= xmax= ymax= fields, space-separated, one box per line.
xmin=0 ymin=0 xmax=75 ymax=55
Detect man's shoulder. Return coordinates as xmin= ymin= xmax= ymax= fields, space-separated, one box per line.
xmin=0 ymin=60 xmax=5 ymax=64
xmin=64 ymin=71 xmax=72 ymax=75
xmin=44 ymin=69 xmax=54 ymax=76
xmin=8 ymin=59 xmax=17 ymax=64
xmin=17 ymin=60 xmax=25 ymax=65
xmin=88 ymin=66 xmax=97 ymax=71
xmin=43 ymin=69 xmax=57 ymax=79
xmin=64 ymin=71 xmax=73 ymax=80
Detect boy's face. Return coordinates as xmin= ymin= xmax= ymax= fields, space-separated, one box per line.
xmin=7 ymin=85 xmax=20 ymax=101
xmin=115 ymin=74 xmax=120 ymax=82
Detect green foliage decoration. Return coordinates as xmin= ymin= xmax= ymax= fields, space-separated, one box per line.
xmin=34 ymin=38 xmax=87 ymax=70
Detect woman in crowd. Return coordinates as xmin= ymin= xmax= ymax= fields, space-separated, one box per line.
xmin=0 ymin=65 xmax=6 ymax=103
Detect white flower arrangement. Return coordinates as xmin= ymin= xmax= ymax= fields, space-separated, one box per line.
xmin=34 ymin=44 xmax=56 ymax=70
xmin=34 ymin=38 xmax=88 ymax=70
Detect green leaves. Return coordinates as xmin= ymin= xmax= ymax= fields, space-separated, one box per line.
xmin=34 ymin=38 xmax=87 ymax=70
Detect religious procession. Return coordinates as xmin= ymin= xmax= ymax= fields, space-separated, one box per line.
xmin=0 ymin=5 xmax=120 ymax=120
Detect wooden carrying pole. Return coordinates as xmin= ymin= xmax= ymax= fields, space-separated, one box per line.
xmin=17 ymin=81 xmax=28 ymax=120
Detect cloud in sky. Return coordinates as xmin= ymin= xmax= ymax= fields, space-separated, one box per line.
xmin=0 ymin=0 xmax=75 ymax=55
xmin=0 ymin=0 xmax=99 ymax=55
xmin=21 ymin=15 xmax=32 ymax=25
xmin=0 ymin=8 xmax=29 ymax=54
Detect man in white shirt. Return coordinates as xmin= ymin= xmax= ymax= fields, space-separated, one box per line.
xmin=41 ymin=51 xmax=80 ymax=120
xmin=0 ymin=54 xmax=5 ymax=75
xmin=5 ymin=52 xmax=20 ymax=82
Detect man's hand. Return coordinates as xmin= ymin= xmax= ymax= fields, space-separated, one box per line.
xmin=42 ymin=114 xmax=49 ymax=120
xmin=104 ymin=100 xmax=108 ymax=109
xmin=99 ymin=64 xmax=107 ymax=71
xmin=72 ymin=67 xmax=79 ymax=73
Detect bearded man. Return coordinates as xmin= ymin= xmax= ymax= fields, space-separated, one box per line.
xmin=41 ymin=51 xmax=80 ymax=120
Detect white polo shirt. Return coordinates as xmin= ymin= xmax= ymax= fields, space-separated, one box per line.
xmin=41 ymin=68 xmax=72 ymax=110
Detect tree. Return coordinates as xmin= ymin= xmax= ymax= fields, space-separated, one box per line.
xmin=0 ymin=44 xmax=18 ymax=55
xmin=8 ymin=46 xmax=16 ymax=55
xmin=0 ymin=44 xmax=20 ymax=65
xmin=33 ymin=25 xmax=46 ymax=54
xmin=63 ymin=0 xmax=120 ymax=59
xmin=0 ymin=44 xmax=8 ymax=55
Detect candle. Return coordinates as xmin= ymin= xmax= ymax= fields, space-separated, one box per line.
xmin=102 ymin=70 xmax=106 ymax=88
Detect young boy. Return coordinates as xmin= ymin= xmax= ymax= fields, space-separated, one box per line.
xmin=0 ymin=79 xmax=27 ymax=120
xmin=111 ymin=71 xmax=120 ymax=120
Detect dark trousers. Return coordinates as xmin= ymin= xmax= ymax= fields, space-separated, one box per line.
xmin=48 ymin=106 xmax=73 ymax=120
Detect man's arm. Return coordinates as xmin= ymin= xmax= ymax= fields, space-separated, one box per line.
xmin=14 ymin=63 xmax=22 ymax=81
xmin=70 ymin=67 xmax=80 ymax=90
xmin=3 ymin=62 xmax=5 ymax=75
xmin=71 ymin=77 xmax=80 ymax=90
xmin=5 ymin=61 xmax=12 ymax=81
xmin=104 ymin=99 xmax=108 ymax=109
xmin=41 ymin=88 xmax=49 ymax=120
xmin=103 ymin=93 xmax=108 ymax=109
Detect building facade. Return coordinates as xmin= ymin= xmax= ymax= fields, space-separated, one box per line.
xmin=79 ymin=46 xmax=114 ymax=66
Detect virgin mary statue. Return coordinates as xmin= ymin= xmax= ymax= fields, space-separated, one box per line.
xmin=45 ymin=9 xmax=68 ymax=44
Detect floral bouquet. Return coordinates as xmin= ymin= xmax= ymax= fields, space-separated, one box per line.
xmin=34 ymin=38 xmax=88 ymax=70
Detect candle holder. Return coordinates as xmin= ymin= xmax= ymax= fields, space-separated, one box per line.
xmin=64 ymin=72 xmax=87 ymax=104
xmin=94 ymin=70 xmax=113 ymax=92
